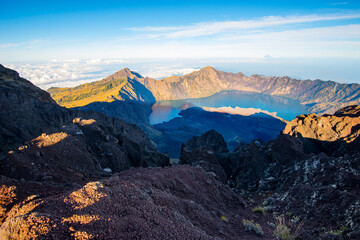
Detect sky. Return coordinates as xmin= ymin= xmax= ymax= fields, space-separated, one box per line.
xmin=1 ymin=0 xmax=360 ymax=88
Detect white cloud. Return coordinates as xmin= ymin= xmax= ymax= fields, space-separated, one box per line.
xmin=5 ymin=59 xmax=128 ymax=90
xmin=218 ymin=24 xmax=360 ymax=41
xmin=4 ymin=59 xmax=201 ymax=90
xmin=130 ymin=13 xmax=360 ymax=39
xmin=331 ymin=2 xmax=348 ymax=5
xmin=143 ymin=65 xmax=200 ymax=79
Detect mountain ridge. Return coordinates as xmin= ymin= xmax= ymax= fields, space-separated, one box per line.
xmin=139 ymin=67 xmax=360 ymax=114
xmin=48 ymin=68 xmax=154 ymax=108
xmin=48 ymin=66 xmax=360 ymax=114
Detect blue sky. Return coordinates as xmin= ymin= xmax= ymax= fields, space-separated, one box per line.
xmin=1 ymin=0 xmax=360 ymax=87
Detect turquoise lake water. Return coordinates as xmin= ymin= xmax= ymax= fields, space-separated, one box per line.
xmin=150 ymin=91 xmax=309 ymax=124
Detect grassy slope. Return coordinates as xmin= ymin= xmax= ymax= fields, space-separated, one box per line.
xmin=48 ymin=77 xmax=129 ymax=108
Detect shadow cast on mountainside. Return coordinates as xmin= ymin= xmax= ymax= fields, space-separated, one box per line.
xmin=119 ymin=78 xmax=156 ymax=103
xmin=294 ymin=132 xmax=360 ymax=157
xmin=152 ymin=107 xmax=286 ymax=158
xmin=73 ymin=99 xmax=153 ymax=127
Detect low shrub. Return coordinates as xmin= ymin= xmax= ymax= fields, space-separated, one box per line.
xmin=242 ymin=219 xmax=264 ymax=236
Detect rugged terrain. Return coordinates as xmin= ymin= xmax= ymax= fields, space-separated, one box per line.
xmin=1 ymin=64 xmax=359 ymax=239
xmin=0 ymin=64 xmax=168 ymax=182
xmin=283 ymin=105 xmax=360 ymax=155
xmin=0 ymin=65 xmax=276 ymax=239
xmin=180 ymin=105 xmax=360 ymax=239
xmin=0 ymin=166 xmax=277 ymax=240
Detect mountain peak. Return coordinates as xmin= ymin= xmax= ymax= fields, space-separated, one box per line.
xmin=200 ymin=66 xmax=217 ymax=72
xmin=106 ymin=68 xmax=143 ymax=81
xmin=120 ymin=67 xmax=131 ymax=74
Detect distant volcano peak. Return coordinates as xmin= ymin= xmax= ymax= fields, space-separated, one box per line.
xmin=106 ymin=68 xmax=144 ymax=81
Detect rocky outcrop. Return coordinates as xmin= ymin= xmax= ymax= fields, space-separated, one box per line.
xmin=179 ymin=130 xmax=229 ymax=183
xmin=283 ymin=105 xmax=360 ymax=155
xmin=0 ymin=65 xmax=169 ymax=183
xmin=181 ymin=129 xmax=229 ymax=156
xmin=0 ymin=166 xmax=276 ymax=240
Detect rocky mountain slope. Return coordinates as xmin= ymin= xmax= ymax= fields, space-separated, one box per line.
xmin=179 ymin=105 xmax=360 ymax=239
xmin=48 ymin=68 xmax=155 ymax=108
xmin=0 ymin=64 xmax=168 ymax=183
xmin=0 ymin=65 xmax=281 ymax=240
xmin=0 ymin=166 xmax=277 ymax=239
xmin=1 ymin=64 xmax=359 ymax=239
xmin=73 ymin=100 xmax=153 ymax=127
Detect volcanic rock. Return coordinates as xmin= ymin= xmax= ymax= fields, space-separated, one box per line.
xmin=181 ymin=129 xmax=229 ymax=156
xmin=0 ymin=166 xmax=275 ymax=240
xmin=283 ymin=105 xmax=360 ymax=155
xmin=179 ymin=130 xmax=230 ymax=182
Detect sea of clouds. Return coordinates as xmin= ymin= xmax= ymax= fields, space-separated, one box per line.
xmin=5 ymin=59 xmax=200 ymax=90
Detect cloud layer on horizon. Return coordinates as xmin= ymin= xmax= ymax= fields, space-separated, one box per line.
xmin=2 ymin=12 xmax=360 ymax=87
xmin=4 ymin=60 xmax=201 ymax=90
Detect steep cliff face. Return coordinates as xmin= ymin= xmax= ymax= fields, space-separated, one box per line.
xmin=73 ymin=100 xmax=153 ymax=127
xmin=138 ymin=66 xmax=360 ymax=114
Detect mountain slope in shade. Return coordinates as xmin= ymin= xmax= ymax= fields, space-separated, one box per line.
xmin=48 ymin=68 xmax=155 ymax=108
xmin=138 ymin=66 xmax=360 ymax=114
xmin=0 ymin=64 xmax=55 ymax=104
